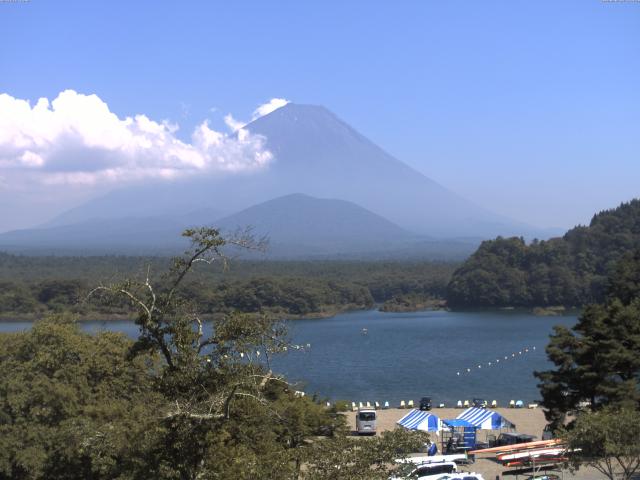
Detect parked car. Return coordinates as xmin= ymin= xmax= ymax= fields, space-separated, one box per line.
xmin=420 ymin=397 xmax=433 ymax=411
xmin=438 ymin=475 xmax=486 ymax=480
xmin=355 ymin=408 xmax=377 ymax=435
xmin=472 ymin=398 xmax=487 ymax=408
xmin=390 ymin=463 xmax=486 ymax=480
xmin=389 ymin=461 xmax=457 ymax=480
xmin=541 ymin=424 xmax=554 ymax=440
xmin=495 ymin=432 xmax=537 ymax=446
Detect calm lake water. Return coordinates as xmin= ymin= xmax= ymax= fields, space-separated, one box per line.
xmin=0 ymin=309 xmax=576 ymax=406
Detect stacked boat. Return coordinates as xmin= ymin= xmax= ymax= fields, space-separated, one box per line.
xmin=469 ymin=439 xmax=569 ymax=468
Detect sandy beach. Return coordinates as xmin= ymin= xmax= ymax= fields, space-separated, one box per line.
xmin=345 ymin=407 xmax=603 ymax=480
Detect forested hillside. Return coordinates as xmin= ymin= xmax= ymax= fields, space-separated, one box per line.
xmin=447 ymin=199 xmax=640 ymax=308
xmin=0 ymin=255 xmax=456 ymax=319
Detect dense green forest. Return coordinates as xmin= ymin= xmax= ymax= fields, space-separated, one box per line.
xmin=0 ymin=254 xmax=456 ymax=319
xmin=447 ymin=199 xmax=640 ymax=308
xmin=536 ymin=248 xmax=640 ymax=426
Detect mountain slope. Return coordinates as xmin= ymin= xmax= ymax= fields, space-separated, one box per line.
xmin=46 ymin=103 xmax=537 ymax=239
xmin=215 ymin=193 xmax=416 ymax=256
xmin=0 ymin=194 xmax=433 ymax=257
xmin=242 ymin=103 xmax=519 ymax=237
xmin=0 ymin=209 xmax=221 ymax=255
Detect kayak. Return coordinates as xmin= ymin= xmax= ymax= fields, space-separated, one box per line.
xmin=469 ymin=439 xmax=563 ymax=455
xmin=497 ymin=447 xmax=566 ymax=462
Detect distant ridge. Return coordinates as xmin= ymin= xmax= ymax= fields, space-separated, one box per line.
xmin=0 ymin=194 xmax=479 ymax=259
xmin=0 ymin=209 xmax=221 ymax=255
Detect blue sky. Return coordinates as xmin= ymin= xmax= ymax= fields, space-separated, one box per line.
xmin=0 ymin=0 xmax=638 ymax=231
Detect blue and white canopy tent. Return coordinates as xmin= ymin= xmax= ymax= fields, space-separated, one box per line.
xmin=456 ymin=407 xmax=516 ymax=430
xmin=397 ymin=409 xmax=442 ymax=432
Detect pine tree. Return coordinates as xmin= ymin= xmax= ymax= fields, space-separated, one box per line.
xmin=536 ymin=250 xmax=640 ymax=428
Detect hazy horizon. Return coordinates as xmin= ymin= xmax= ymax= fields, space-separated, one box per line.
xmin=1 ymin=1 xmax=638 ymax=234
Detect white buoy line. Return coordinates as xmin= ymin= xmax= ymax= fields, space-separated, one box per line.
xmin=455 ymin=346 xmax=537 ymax=376
xmin=237 ymin=342 xmax=312 ymax=359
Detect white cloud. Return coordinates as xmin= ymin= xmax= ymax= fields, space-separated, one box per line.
xmin=223 ymin=113 xmax=245 ymax=132
xmin=0 ymin=90 xmax=274 ymax=185
xmin=223 ymin=98 xmax=290 ymax=132
xmin=251 ymin=98 xmax=289 ymax=121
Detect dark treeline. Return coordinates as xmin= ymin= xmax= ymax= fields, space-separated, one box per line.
xmin=447 ymin=199 xmax=640 ymax=308
xmin=0 ymin=255 xmax=457 ymax=318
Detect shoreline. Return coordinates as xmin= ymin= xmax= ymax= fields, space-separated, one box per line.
xmin=0 ymin=304 xmax=371 ymax=323
xmin=0 ymin=304 xmax=581 ymax=323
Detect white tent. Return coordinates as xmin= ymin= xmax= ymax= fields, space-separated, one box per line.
xmin=456 ymin=407 xmax=515 ymax=430
xmin=397 ymin=409 xmax=442 ymax=432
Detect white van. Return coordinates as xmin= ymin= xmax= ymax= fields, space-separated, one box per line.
xmin=389 ymin=461 xmax=458 ymax=480
xmin=355 ymin=408 xmax=377 ymax=435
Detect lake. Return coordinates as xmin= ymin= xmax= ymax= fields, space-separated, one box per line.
xmin=0 ymin=309 xmax=576 ymax=406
